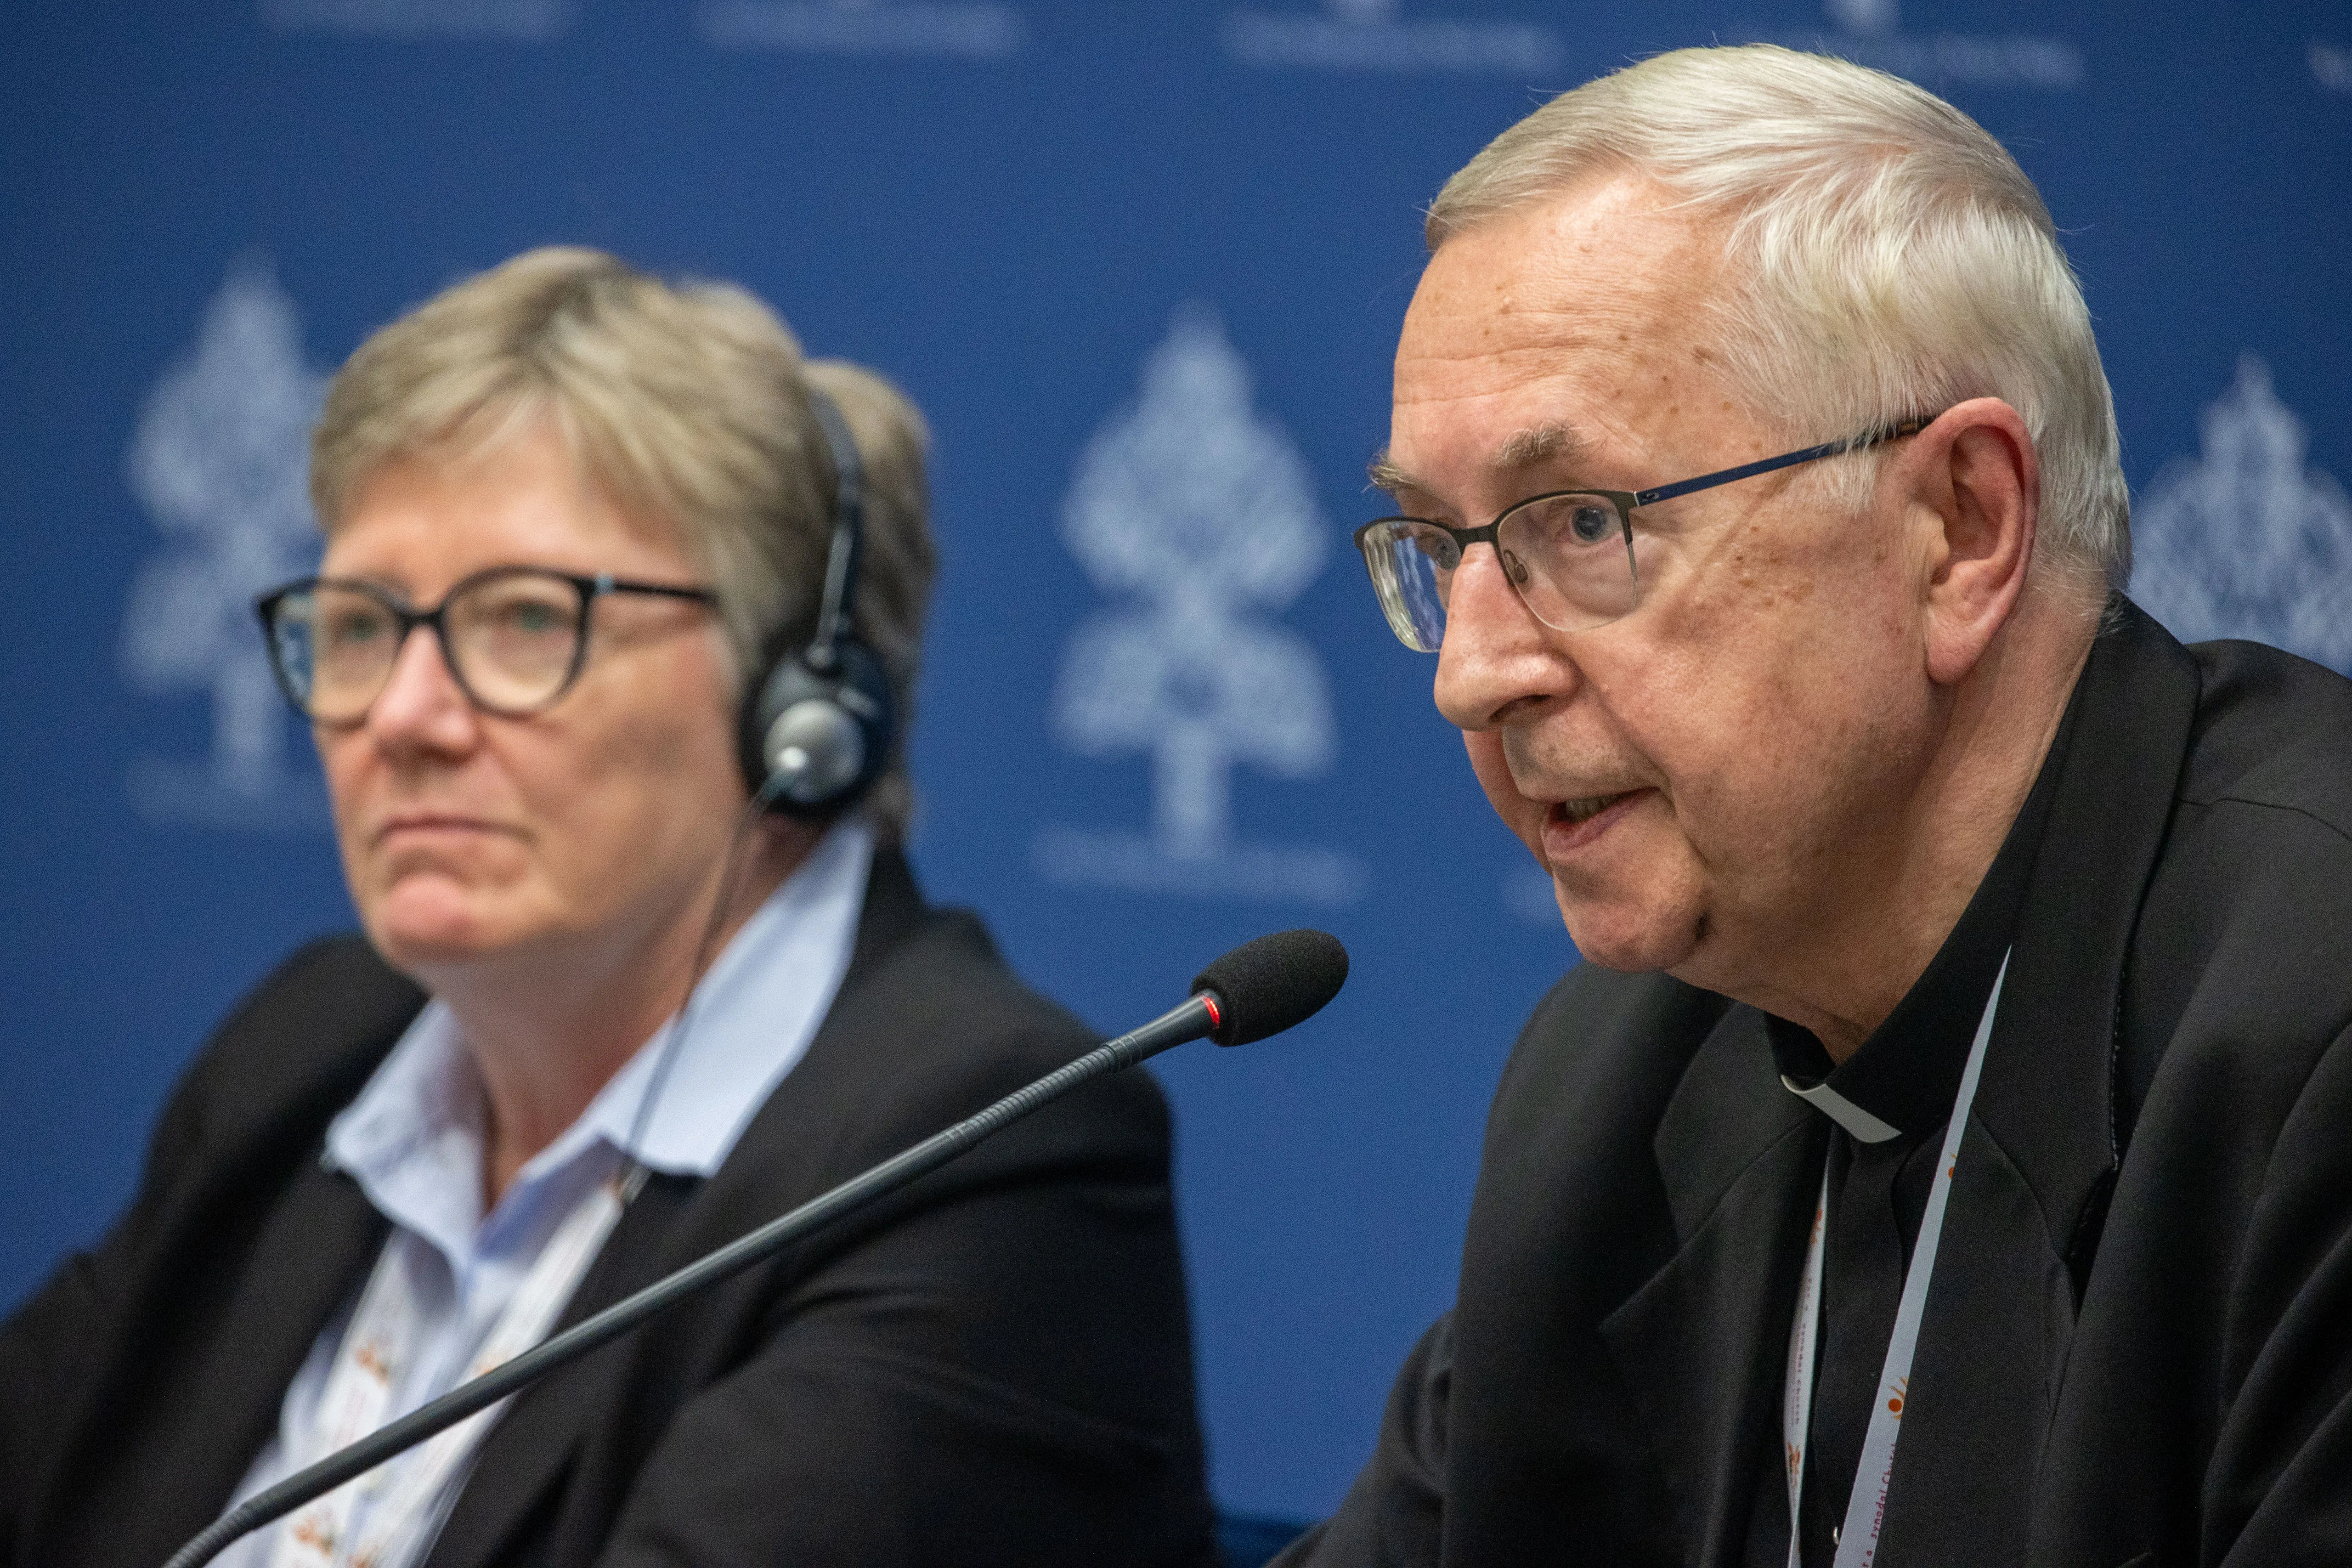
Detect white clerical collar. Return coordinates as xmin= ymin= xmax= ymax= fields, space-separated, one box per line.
xmin=1776 ymin=1075 xmax=1901 ymax=1143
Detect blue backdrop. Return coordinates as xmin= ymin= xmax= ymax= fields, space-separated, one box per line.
xmin=3 ymin=0 xmax=2346 ymax=1524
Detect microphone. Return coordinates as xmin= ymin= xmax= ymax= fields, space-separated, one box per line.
xmin=161 ymin=928 xmax=1349 ymax=1568
xmin=1194 ymin=927 xmax=1347 ymax=1045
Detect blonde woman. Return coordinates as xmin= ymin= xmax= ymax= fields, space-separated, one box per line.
xmin=0 ymin=249 xmax=1216 ymax=1568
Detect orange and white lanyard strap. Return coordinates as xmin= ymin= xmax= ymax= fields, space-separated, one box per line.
xmin=1782 ymin=952 xmax=2008 ymax=1568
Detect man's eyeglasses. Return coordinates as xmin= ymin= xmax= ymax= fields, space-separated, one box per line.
xmin=1352 ymin=415 xmax=1938 ymax=653
xmin=254 ymin=566 xmax=718 ymax=724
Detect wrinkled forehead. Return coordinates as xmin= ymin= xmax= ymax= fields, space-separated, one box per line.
xmin=1387 ymin=178 xmax=1738 ymax=494
xmin=1423 ymin=178 xmax=1731 ymax=344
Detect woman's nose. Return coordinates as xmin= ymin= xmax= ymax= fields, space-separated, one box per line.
xmin=362 ymin=624 xmax=479 ymax=751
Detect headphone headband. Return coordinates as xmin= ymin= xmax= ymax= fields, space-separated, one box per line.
xmin=736 ymin=379 xmax=896 ymax=816
xmin=800 ymin=385 xmax=864 ymax=674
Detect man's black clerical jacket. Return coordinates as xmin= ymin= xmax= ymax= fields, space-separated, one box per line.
xmin=0 ymin=847 xmax=1219 ymax=1568
xmin=1282 ymin=600 xmax=2352 ymax=1567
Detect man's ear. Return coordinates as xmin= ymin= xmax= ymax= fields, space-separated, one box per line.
xmin=1900 ymin=397 xmax=2039 ymax=686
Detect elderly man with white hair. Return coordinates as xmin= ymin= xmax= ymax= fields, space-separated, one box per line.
xmin=1284 ymin=44 xmax=2352 ymax=1568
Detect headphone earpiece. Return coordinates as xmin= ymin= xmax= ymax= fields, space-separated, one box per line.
xmin=737 ymin=385 xmax=896 ymax=817
xmin=742 ymin=636 xmax=893 ymax=813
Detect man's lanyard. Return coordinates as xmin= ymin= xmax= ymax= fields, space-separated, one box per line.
xmin=1782 ymin=951 xmax=2009 ymax=1568
xmin=265 ymin=1168 xmax=636 ymax=1568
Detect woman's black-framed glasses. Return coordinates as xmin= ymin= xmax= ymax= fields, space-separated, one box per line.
xmin=1353 ymin=414 xmax=1938 ymax=653
xmin=254 ymin=566 xmax=718 ymax=723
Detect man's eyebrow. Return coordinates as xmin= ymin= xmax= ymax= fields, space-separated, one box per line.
xmin=1366 ymin=423 xmax=1596 ymax=503
xmin=1492 ymin=422 xmax=1590 ymax=474
xmin=1366 ymin=450 xmax=1416 ymax=495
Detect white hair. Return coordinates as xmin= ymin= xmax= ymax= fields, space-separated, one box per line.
xmin=1428 ymin=44 xmax=2129 ymax=594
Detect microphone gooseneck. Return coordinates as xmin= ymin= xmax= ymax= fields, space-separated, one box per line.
xmin=160 ymin=929 xmax=1348 ymax=1568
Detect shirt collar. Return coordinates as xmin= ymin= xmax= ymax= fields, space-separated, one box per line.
xmin=327 ymin=817 xmax=876 ymax=1237
xmin=1768 ymin=705 xmax=2073 ymax=1141
xmin=323 ymin=1003 xmax=494 ymax=1262
xmin=579 ymin=817 xmax=874 ymax=1177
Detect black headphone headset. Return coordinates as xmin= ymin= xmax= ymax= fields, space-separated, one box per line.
xmin=735 ymin=385 xmax=896 ymax=816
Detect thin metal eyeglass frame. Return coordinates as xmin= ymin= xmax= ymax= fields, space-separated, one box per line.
xmin=1353 ymin=413 xmax=1939 ymax=649
xmin=253 ymin=566 xmax=718 ymax=722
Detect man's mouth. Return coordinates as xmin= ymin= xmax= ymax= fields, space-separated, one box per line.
xmin=1554 ymin=792 xmax=1633 ymax=826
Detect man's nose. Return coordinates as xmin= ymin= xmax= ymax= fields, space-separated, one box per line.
xmin=363 ymin=625 xmax=479 ymax=750
xmin=1432 ymin=543 xmax=1572 ymax=730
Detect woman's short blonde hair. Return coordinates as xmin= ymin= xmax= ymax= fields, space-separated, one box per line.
xmin=310 ymin=246 xmax=936 ymax=837
xmin=1428 ymin=44 xmax=2129 ymax=598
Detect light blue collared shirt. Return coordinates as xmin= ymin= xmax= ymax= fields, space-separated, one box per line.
xmin=218 ymin=819 xmax=875 ymax=1568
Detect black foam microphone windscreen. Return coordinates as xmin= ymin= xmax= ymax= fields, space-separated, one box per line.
xmin=1191 ymin=928 xmax=1349 ymax=1046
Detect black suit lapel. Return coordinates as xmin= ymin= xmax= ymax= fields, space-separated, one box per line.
xmin=1877 ymin=601 xmax=2203 ymax=1557
xmin=53 ymin=1161 xmax=387 ymax=1568
xmin=191 ymin=1165 xmax=390 ymax=1533
xmin=1600 ymin=1005 xmax=1823 ymax=1568
xmin=423 ymin=1176 xmax=700 ymax=1568
xmin=1971 ymin=600 xmax=2201 ymax=1296
xmin=30 ymin=938 xmax=421 ymax=1568
xmin=1865 ymin=1118 xmax=2070 ymax=1562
